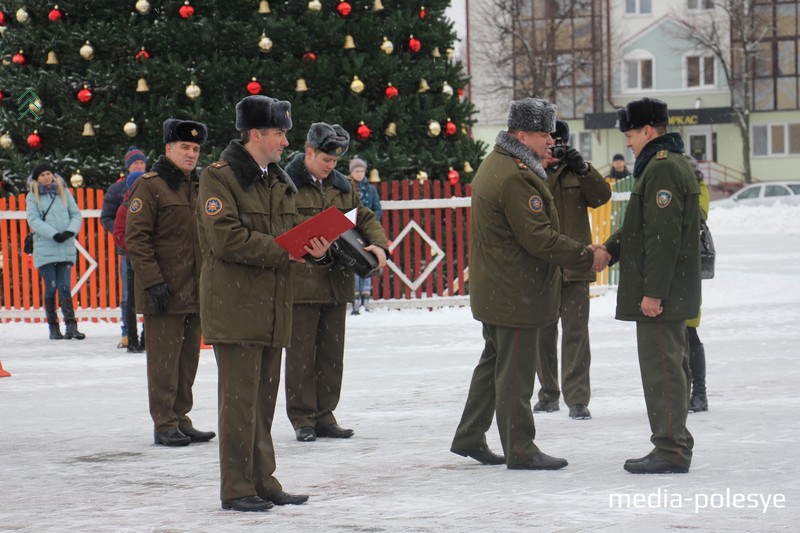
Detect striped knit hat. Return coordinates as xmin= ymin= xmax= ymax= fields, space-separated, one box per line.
xmin=124 ymin=146 xmax=147 ymax=170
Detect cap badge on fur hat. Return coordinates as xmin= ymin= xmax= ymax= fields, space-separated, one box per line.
xmin=507 ymin=98 xmax=557 ymax=133
xmin=307 ymin=122 xmax=350 ymax=156
xmin=163 ymin=119 xmax=208 ymax=145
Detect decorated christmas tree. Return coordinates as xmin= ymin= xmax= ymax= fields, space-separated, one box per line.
xmin=0 ymin=0 xmax=485 ymax=189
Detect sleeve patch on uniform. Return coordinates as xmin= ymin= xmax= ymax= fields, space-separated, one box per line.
xmin=528 ymin=195 xmax=544 ymax=213
xmin=129 ymin=198 xmax=143 ymax=213
xmin=656 ymin=189 xmax=673 ymax=208
xmin=205 ymin=197 xmax=223 ymax=216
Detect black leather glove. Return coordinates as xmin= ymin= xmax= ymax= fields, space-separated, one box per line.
xmin=563 ymin=147 xmax=589 ymax=176
xmin=53 ymin=232 xmax=67 ymax=243
xmin=62 ymin=231 xmax=75 ymax=239
xmin=146 ymin=282 xmax=172 ymax=315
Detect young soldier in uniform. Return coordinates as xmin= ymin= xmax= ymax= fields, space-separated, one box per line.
xmin=602 ymin=97 xmax=700 ymax=474
xmin=126 ymin=119 xmax=215 ymax=447
xmin=450 ymin=98 xmax=608 ymax=470
xmin=535 ymin=120 xmax=612 ymax=420
xmin=197 ymin=96 xmax=329 ymax=512
xmin=284 ymin=123 xmax=389 ymax=442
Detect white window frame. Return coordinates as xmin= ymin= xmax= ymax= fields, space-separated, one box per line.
xmin=752 ymin=123 xmax=800 ymax=157
xmin=625 ymin=0 xmax=652 ymax=15
xmin=623 ymin=50 xmax=655 ymax=92
xmin=685 ymin=53 xmax=716 ymax=88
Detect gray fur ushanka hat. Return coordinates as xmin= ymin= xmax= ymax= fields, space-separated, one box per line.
xmin=507 ymin=97 xmax=557 ymax=133
xmin=307 ymin=122 xmax=350 ymax=156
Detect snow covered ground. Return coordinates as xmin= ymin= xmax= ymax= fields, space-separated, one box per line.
xmin=1 ymin=204 xmax=798 ymax=532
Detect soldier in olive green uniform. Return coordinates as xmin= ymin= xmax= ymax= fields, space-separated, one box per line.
xmin=450 ymin=98 xmax=608 ymax=470
xmin=126 ymin=119 xmax=215 ymax=448
xmin=197 ymin=96 xmax=327 ymax=512
xmin=284 ymin=123 xmax=389 ymax=442
xmin=535 ymin=120 xmax=612 ymax=420
xmin=603 ymin=98 xmax=700 ymax=474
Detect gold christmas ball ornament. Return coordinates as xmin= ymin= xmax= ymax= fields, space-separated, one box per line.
xmin=258 ymin=32 xmax=273 ymax=53
xmin=29 ymin=99 xmax=43 ymax=115
xmin=123 ymin=118 xmax=138 ymax=138
xmin=46 ymin=51 xmax=60 ymax=65
xmin=442 ymin=81 xmax=454 ymax=97
xmin=380 ymin=36 xmax=394 ymax=55
xmin=80 ymin=41 xmax=95 ymax=61
xmin=70 ymin=169 xmax=84 ymax=188
xmin=259 ymin=0 xmax=271 ymax=14
xmin=427 ymin=120 xmax=441 ymax=137
xmin=82 ymin=122 xmax=96 ymax=137
xmin=350 ymin=75 xmax=365 ymax=95
xmin=308 ymin=0 xmax=322 ymax=11
xmin=416 ymin=170 xmax=428 ymax=182
xmin=16 ymin=8 xmax=30 ymax=23
xmin=135 ymin=0 xmax=152 ymax=14
xmin=0 ymin=132 xmax=13 ymax=150
xmin=185 ymin=81 xmax=201 ymax=100
xmin=136 ymin=77 xmax=150 ymax=92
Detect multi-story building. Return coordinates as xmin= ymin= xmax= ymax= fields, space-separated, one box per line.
xmin=455 ymin=0 xmax=800 ymax=187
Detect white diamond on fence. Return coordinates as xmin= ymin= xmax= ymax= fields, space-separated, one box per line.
xmin=71 ymin=239 xmax=97 ymax=298
xmin=387 ymin=220 xmax=445 ymax=292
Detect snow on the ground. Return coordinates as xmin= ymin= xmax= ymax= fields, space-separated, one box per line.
xmin=1 ymin=205 xmax=798 ymax=532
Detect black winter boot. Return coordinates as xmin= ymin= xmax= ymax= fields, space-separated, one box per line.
xmin=65 ymin=321 xmax=86 ymax=340
xmin=688 ymin=344 xmax=708 ymax=412
xmin=45 ymin=297 xmax=63 ymax=340
xmin=60 ymin=294 xmax=86 ymax=340
xmin=361 ymin=293 xmax=371 ymax=312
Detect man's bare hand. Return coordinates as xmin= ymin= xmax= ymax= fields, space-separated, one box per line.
xmin=304 ymin=236 xmax=332 ymax=259
xmin=589 ymin=245 xmax=611 ymax=272
xmin=365 ymin=244 xmax=387 ymax=269
xmin=640 ymin=296 xmax=663 ymax=318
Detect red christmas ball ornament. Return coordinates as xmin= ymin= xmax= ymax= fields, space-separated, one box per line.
xmin=302 ymin=51 xmax=317 ymax=63
xmin=135 ymin=47 xmax=151 ymax=61
xmin=0 ymin=90 xmax=4 ymax=104
xmin=0 ymin=11 xmax=7 ymax=26
xmin=447 ymin=168 xmax=459 ymax=185
xmin=77 ymin=86 xmax=93 ymax=104
xmin=12 ymin=51 xmax=27 ymax=66
xmin=179 ymin=1 xmax=195 ymax=19
xmin=356 ymin=121 xmax=371 ymax=141
xmin=419 ymin=6 xmax=427 ymax=20
xmin=444 ymin=119 xmax=457 ymax=137
xmin=48 ymin=6 xmax=64 ymax=22
xmin=385 ymin=83 xmax=398 ymax=99
xmin=246 ymin=78 xmax=262 ymax=95
xmin=336 ymin=0 xmax=352 ymax=17
xmin=27 ymin=131 xmax=43 ymax=150
xmin=457 ymin=88 xmax=464 ymax=98
xmin=408 ymin=35 xmax=421 ymax=53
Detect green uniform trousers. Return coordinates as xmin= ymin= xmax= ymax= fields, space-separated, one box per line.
xmin=636 ymin=320 xmax=694 ymax=469
xmin=144 ymin=313 xmax=201 ymax=434
xmin=285 ymin=303 xmax=348 ymax=430
xmin=537 ymin=280 xmax=592 ymax=406
xmin=452 ymin=323 xmax=542 ymax=467
xmin=214 ymin=343 xmax=283 ymax=501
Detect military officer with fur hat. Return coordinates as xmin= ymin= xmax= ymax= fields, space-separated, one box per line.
xmin=602 ymin=97 xmax=700 ymax=474
xmin=197 ymin=96 xmax=328 ymax=512
xmin=450 ymin=98 xmax=608 ymax=470
xmin=126 ymin=118 xmax=216 ymax=448
xmin=283 ymin=122 xmax=389 ymax=443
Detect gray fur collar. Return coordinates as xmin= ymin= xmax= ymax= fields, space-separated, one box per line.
xmin=494 ymin=130 xmax=547 ymax=180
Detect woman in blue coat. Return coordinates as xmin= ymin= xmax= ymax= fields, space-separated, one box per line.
xmin=25 ymin=164 xmax=85 ymax=340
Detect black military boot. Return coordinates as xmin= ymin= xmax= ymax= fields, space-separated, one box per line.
xmin=45 ymin=297 xmax=63 ymax=340
xmin=688 ymin=344 xmax=707 ymax=412
xmin=61 ymin=298 xmax=86 ymax=340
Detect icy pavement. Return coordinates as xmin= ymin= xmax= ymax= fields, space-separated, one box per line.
xmin=1 ymin=224 xmax=799 ymax=531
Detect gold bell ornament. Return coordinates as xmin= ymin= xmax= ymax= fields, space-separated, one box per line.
xmin=136 ymin=77 xmax=150 ymax=92
xmin=70 ymin=169 xmax=84 ymax=188
xmin=82 ymin=122 xmax=96 ymax=137
xmin=295 ymin=78 xmax=309 ymax=92
xmin=418 ymin=79 xmax=430 ymax=93
xmin=431 ymin=47 xmax=441 ymax=58
xmin=258 ymin=0 xmax=271 ymax=14
xmin=463 ymin=161 xmax=474 ymax=173
xmin=344 ymin=35 xmax=356 ymax=49
xmin=369 ymin=168 xmax=381 ymax=183
xmin=46 ymin=51 xmax=59 ymax=65
xmin=372 ymin=0 xmax=384 ymax=11
xmin=384 ymin=122 xmax=397 ymax=137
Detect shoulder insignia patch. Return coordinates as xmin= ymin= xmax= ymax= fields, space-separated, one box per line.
xmin=656 ymin=150 xmax=668 ymax=160
xmin=656 ymin=189 xmax=673 ymax=208
xmin=210 ymin=160 xmax=229 ymax=169
xmin=141 ymin=171 xmax=158 ymax=180
xmin=515 ymin=158 xmax=528 ymax=170
xmin=528 ymin=194 xmax=544 ymax=213
xmin=129 ymin=198 xmax=143 ymax=213
xmin=205 ymin=197 xmax=223 ymax=216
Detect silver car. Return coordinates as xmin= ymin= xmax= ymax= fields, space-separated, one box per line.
xmin=711 ymin=181 xmax=800 ymax=208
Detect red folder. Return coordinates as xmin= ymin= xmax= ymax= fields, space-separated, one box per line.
xmin=275 ymin=206 xmax=355 ymax=258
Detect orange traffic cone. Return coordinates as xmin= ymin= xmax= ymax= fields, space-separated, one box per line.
xmin=0 ymin=358 xmax=11 ymax=378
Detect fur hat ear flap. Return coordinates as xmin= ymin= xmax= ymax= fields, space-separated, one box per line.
xmin=507 ymin=98 xmax=557 ymax=133
xmin=616 ymin=108 xmax=630 ymax=132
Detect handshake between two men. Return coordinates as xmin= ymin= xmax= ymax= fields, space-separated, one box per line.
xmin=587 ymin=244 xmax=611 ymax=273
